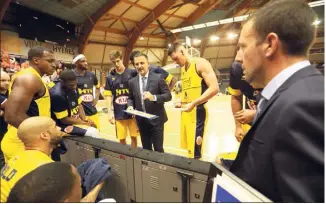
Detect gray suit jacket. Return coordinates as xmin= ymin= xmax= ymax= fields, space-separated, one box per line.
xmin=230 ymin=66 xmax=324 ymax=202
xmin=127 ymin=71 xmax=172 ymax=126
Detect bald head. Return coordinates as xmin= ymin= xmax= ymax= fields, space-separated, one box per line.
xmin=17 ymin=117 xmax=62 ymax=145
xmin=0 ymin=71 xmax=10 ymax=92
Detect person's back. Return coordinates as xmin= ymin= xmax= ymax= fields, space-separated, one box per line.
xmin=0 ymin=150 xmax=53 ymax=202
xmin=7 ymin=162 xmax=82 ymax=202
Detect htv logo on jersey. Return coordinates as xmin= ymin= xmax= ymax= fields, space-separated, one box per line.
xmin=115 ymin=96 xmax=128 ymax=105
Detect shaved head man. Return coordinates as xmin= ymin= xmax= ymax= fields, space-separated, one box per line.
xmin=0 ymin=116 xmax=65 ymax=202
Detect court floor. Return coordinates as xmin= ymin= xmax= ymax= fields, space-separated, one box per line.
xmin=96 ymin=95 xmax=240 ymax=162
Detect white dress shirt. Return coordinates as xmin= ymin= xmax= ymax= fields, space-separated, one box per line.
xmin=139 ymin=71 xmax=157 ymax=102
xmin=254 ymin=60 xmax=310 ymax=123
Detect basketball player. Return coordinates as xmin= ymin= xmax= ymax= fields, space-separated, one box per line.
xmin=168 ymin=42 xmax=219 ymax=159
xmin=105 ymin=50 xmax=139 ymax=148
xmin=73 ymin=54 xmax=101 ymax=128
xmin=229 ymin=50 xmax=263 ymax=142
xmin=0 ymin=117 xmax=65 ymax=202
xmin=50 ymin=69 xmax=100 ymax=138
xmin=129 ymin=50 xmax=177 ymax=91
xmin=2 ymin=46 xmax=56 ymax=161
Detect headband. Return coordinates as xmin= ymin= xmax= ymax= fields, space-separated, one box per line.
xmin=72 ymin=54 xmax=86 ymax=64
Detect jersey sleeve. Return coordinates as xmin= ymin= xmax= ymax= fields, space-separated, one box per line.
xmin=130 ymin=69 xmax=138 ymax=78
xmin=103 ymin=75 xmax=112 ymax=97
xmin=50 ymin=94 xmax=69 ymax=119
xmin=228 ymin=62 xmax=243 ymax=96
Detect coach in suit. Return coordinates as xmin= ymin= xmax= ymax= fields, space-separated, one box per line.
xmin=127 ymin=53 xmax=171 ymax=152
xmin=230 ymin=0 xmax=324 ymax=202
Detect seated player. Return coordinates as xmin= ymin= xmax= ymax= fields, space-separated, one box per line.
xmin=0 ymin=117 xmax=66 ymax=202
xmin=49 ymin=69 xmax=99 ymax=138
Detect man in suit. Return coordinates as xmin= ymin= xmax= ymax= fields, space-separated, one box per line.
xmin=230 ymin=0 xmax=324 ymax=202
xmin=127 ymin=53 xmax=172 ymax=152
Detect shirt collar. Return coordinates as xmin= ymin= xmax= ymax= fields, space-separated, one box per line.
xmin=262 ymin=60 xmax=310 ymax=100
xmin=139 ymin=70 xmax=149 ymax=80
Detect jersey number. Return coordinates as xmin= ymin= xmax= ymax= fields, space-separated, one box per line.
xmin=0 ymin=165 xmax=17 ymax=181
xmin=81 ymin=94 xmax=94 ymax=102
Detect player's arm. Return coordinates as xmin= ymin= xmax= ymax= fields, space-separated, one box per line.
xmin=92 ymin=73 xmax=100 ymax=106
xmin=81 ymin=182 xmax=104 ymax=202
xmin=127 ymin=80 xmax=135 ymax=110
xmin=103 ymin=76 xmax=115 ymax=124
xmin=155 ymin=66 xmax=177 ymax=91
xmin=4 ymin=74 xmax=42 ymax=128
xmin=192 ymin=58 xmax=219 ymax=106
xmin=78 ymin=96 xmax=86 ymax=121
xmin=51 ymin=95 xmax=88 ymax=126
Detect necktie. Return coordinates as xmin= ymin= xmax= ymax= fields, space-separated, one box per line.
xmin=141 ymin=77 xmax=147 ymax=112
xmin=252 ymin=97 xmax=267 ymax=124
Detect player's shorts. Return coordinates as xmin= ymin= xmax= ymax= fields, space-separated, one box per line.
xmin=86 ymin=113 xmax=100 ymax=129
xmin=115 ymin=118 xmax=139 ymax=140
xmin=1 ymin=127 xmax=24 ymax=162
xmin=180 ymin=104 xmax=208 ymax=159
xmin=241 ymin=123 xmax=251 ymax=135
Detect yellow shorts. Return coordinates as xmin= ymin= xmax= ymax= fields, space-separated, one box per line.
xmin=115 ymin=119 xmax=139 ymax=140
xmin=1 ymin=127 xmax=24 ymax=162
xmin=86 ymin=113 xmax=100 ymax=129
xmin=180 ymin=104 xmax=208 ymax=158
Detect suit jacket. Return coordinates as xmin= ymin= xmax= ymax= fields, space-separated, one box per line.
xmin=230 ymin=66 xmax=324 ymax=202
xmin=128 ymin=71 xmax=172 ymax=126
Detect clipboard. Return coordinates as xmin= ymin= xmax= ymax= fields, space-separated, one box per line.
xmin=123 ymin=109 xmax=159 ymax=120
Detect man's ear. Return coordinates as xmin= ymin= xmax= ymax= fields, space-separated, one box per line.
xmin=264 ymin=32 xmax=279 ymax=58
xmin=32 ymin=57 xmax=40 ymax=65
xmin=40 ymin=132 xmax=50 ymax=140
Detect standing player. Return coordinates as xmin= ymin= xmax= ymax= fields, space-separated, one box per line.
xmin=168 ymin=42 xmax=219 ymax=159
xmin=2 ymin=46 xmax=56 ymax=161
xmin=129 ymin=50 xmax=177 ymax=91
xmin=228 ymin=50 xmax=263 ymax=142
xmin=104 ymin=50 xmax=139 ymax=148
xmin=73 ymin=54 xmax=101 ymax=129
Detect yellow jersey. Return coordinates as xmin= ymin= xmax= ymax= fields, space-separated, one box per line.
xmin=181 ymin=59 xmax=208 ymax=103
xmin=1 ymin=67 xmax=51 ymax=161
xmin=0 ymin=150 xmax=53 ymax=202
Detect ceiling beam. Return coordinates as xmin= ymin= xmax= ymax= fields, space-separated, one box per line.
xmin=120 ymin=0 xmax=186 ymax=20
xmin=100 ymin=14 xmax=175 ymax=30
xmin=88 ymin=40 xmax=166 ymax=49
xmin=170 ymin=0 xmax=223 ymax=42
xmin=0 ymin=0 xmax=11 ymax=23
xmin=120 ymin=0 xmax=151 ymax=11
xmin=79 ymin=0 xmax=120 ymax=53
xmin=123 ymin=0 xmax=176 ymax=65
xmin=94 ymin=26 xmax=166 ymax=39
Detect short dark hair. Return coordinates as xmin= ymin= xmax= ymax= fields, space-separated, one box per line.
xmin=28 ymin=46 xmax=52 ymax=61
xmin=248 ymin=0 xmax=317 ymax=56
xmin=109 ymin=50 xmax=122 ymax=59
xmin=7 ymin=162 xmax=77 ymax=203
xmin=130 ymin=50 xmax=141 ymax=62
xmin=168 ymin=42 xmax=185 ymax=56
xmin=132 ymin=52 xmax=148 ymax=63
xmin=59 ymin=69 xmax=77 ymax=82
